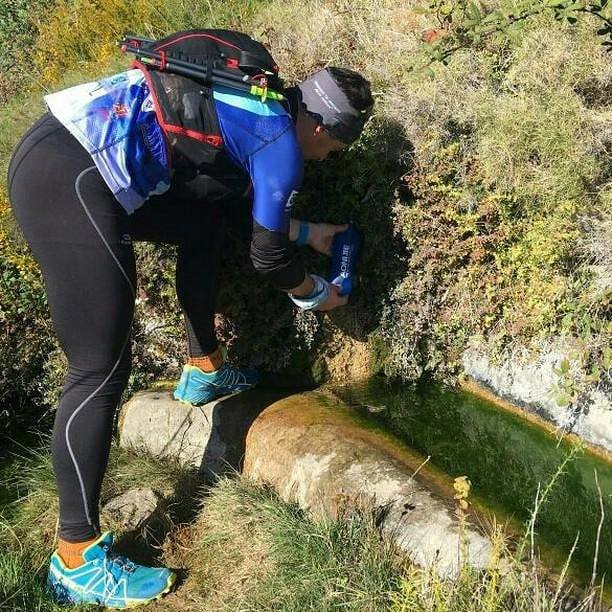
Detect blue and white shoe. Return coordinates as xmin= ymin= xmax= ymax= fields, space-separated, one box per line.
xmin=47 ymin=532 xmax=175 ymax=609
xmin=174 ymin=362 xmax=259 ymax=406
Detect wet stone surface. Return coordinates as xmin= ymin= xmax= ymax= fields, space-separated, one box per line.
xmin=119 ymin=388 xmax=494 ymax=578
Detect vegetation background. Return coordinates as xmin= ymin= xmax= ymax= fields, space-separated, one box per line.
xmin=0 ymin=1 xmax=610 ymax=609
xmin=1 ymin=0 xmax=610 ymax=437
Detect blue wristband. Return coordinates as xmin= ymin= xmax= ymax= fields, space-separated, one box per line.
xmin=295 ymin=221 xmax=310 ymax=246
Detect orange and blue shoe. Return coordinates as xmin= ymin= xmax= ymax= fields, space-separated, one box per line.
xmin=47 ymin=532 xmax=175 ymax=609
xmin=173 ymin=362 xmax=259 ymax=406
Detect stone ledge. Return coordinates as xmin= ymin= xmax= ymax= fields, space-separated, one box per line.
xmin=119 ymin=388 xmax=493 ymax=578
xmin=119 ymin=388 xmax=292 ymax=478
xmin=463 ymin=339 xmax=612 ymax=456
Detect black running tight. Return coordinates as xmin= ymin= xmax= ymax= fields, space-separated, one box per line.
xmin=8 ymin=113 xmax=229 ymax=541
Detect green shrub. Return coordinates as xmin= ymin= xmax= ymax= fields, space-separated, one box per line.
xmin=1 ymin=0 xmax=610 ymax=421
xmin=373 ymin=13 xmax=611 ymax=380
xmin=0 ymin=192 xmax=58 ymax=431
xmin=0 ymin=0 xmax=54 ymax=104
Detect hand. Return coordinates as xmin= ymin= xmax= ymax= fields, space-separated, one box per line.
xmin=315 ymin=283 xmax=348 ymax=311
xmin=307 ymin=222 xmax=349 ymax=256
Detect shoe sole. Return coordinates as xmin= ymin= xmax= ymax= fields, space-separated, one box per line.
xmin=173 ymin=392 xmax=237 ymax=407
xmin=107 ymin=572 xmax=177 ymax=609
xmin=174 ymin=396 xmax=210 ymax=408
xmin=51 ymin=571 xmax=177 ymax=609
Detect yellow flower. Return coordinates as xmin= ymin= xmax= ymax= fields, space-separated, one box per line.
xmin=453 ymin=475 xmax=471 ymax=501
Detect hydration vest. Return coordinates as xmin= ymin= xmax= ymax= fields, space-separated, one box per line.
xmin=122 ymin=29 xmax=285 ymax=202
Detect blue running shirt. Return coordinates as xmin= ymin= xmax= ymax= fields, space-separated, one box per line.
xmin=211 ymin=85 xmax=307 ymax=290
xmin=212 ymin=85 xmax=303 ymax=233
xmin=46 ymin=71 xmax=306 ymax=289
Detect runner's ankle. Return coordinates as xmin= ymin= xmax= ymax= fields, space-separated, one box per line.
xmin=188 ymin=347 xmax=223 ymax=372
xmin=57 ymin=535 xmax=98 ymax=569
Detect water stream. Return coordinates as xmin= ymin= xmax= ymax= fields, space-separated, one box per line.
xmin=332 ymin=377 xmax=612 ymax=590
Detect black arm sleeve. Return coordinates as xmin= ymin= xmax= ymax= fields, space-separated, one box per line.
xmin=250 ymin=220 xmax=306 ymax=290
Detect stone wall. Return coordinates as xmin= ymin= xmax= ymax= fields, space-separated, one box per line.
xmin=463 ymin=337 xmax=612 ymax=454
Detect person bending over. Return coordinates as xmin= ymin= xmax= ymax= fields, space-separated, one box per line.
xmin=8 ymin=29 xmax=373 ymax=608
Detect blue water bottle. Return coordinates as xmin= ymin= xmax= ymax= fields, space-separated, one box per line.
xmin=328 ymin=224 xmax=362 ymax=297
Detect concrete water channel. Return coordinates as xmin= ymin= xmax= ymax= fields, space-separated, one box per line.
xmin=120 ymin=375 xmax=611 ymax=599
xmin=4 ymin=374 xmax=609 ymax=604
xmin=331 ymin=377 xmax=612 ymax=595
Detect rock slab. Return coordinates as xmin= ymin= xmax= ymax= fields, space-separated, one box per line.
xmin=102 ymin=488 xmax=160 ymax=532
xmin=119 ymin=388 xmax=291 ymax=477
xmin=119 ymin=388 xmax=493 ymax=578
xmin=242 ymin=392 xmax=493 ymax=578
xmin=120 ymin=390 xmax=224 ymax=475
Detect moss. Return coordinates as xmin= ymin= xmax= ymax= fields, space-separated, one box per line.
xmin=367 ymin=331 xmax=393 ymax=377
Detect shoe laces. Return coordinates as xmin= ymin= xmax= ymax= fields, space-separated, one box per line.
xmin=100 ymin=545 xmax=136 ymax=597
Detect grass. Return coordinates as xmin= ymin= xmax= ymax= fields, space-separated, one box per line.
xmin=0 ymin=549 xmax=88 ymax=612
xmin=0 ymin=438 xmax=203 ymax=611
xmin=0 ymin=439 xmax=609 ymax=611
xmin=0 ymin=2 xmax=609 ymax=608
xmin=179 ymin=478 xmax=403 ymax=611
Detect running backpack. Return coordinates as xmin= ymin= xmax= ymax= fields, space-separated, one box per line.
xmin=120 ymin=29 xmax=284 ymax=171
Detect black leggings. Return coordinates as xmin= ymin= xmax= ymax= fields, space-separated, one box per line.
xmin=8 ymin=113 xmax=229 ymax=541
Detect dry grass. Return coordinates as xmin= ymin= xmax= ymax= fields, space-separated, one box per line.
xmin=1 ymin=441 xmax=610 ymax=611
xmin=578 ymin=212 xmax=612 ymax=295
xmin=169 ymin=481 xmax=277 ymax=611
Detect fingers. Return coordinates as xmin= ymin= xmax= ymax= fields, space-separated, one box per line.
xmin=319 ymin=297 xmax=348 ymax=311
xmin=324 ymin=238 xmax=333 ymax=256
xmin=338 ymin=294 xmax=349 ymax=307
xmin=329 ymin=283 xmax=342 ymax=296
xmin=308 ymin=223 xmax=349 ymax=256
xmin=322 ymin=222 xmax=349 ymax=234
xmin=322 ymin=224 xmax=349 ymax=255
xmin=316 ymin=285 xmax=349 ymax=311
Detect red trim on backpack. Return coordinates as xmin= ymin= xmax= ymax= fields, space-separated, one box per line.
xmin=164 ymin=125 xmax=224 ymax=148
xmin=133 ymin=60 xmax=173 ymax=165
xmin=226 ymin=58 xmax=240 ymax=69
xmin=135 ymin=60 xmax=224 ymax=150
xmin=156 ymin=32 xmax=241 ymax=52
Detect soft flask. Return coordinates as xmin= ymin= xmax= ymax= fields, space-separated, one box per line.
xmin=328 ymin=224 xmax=362 ymax=297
